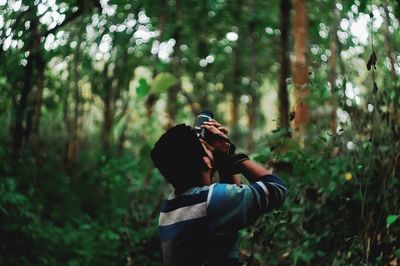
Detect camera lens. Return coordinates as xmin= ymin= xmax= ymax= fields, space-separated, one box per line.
xmin=194 ymin=111 xmax=213 ymax=138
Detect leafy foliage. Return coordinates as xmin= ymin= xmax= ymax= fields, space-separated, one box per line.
xmin=0 ymin=0 xmax=399 ymax=265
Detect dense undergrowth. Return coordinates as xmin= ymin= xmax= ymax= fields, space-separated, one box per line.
xmin=1 ymin=105 xmax=398 ymax=265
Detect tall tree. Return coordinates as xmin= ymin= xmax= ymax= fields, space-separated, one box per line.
xmin=65 ymin=31 xmax=83 ymax=174
xmin=166 ymin=0 xmax=181 ymax=128
xmin=145 ymin=0 xmax=168 ymax=118
xmin=11 ymin=5 xmax=39 ymax=163
xmin=10 ymin=1 xmax=101 ymax=166
xmin=293 ymin=0 xmax=309 ymax=138
xmin=246 ymin=0 xmax=260 ymax=150
xmin=278 ymin=0 xmax=292 ymax=130
xmin=328 ymin=3 xmax=340 ymax=134
xmin=383 ymin=1 xmax=399 ymax=121
xmin=230 ymin=0 xmax=243 ymax=141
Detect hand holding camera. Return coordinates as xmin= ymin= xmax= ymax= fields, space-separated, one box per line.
xmin=194 ymin=111 xmax=249 ymax=178
xmin=201 ymin=121 xmax=231 ymax=155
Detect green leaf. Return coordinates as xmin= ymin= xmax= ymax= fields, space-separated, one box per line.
xmin=100 ymin=230 xmax=120 ymax=241
xmin=151 ymin=72 xmax=177 ymax=94
xmin=252 ymin=154 xmax=267 ymax=163
xmin=136 ymin=78 xmax=150 ymax=97
xmin=0 ymin=77 xmax=7 ymax=86
xmin=386 ymin=214 xmax=399 ymax=226
xmin=395 ymin=249 xmax=400 ymax=259
xmin=68 ymin=260 xmax=80 ymax=266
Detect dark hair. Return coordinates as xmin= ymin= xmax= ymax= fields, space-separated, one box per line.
xmin=150 ymin=124 xmax=208 ymax=192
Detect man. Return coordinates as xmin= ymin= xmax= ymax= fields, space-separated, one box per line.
xmin=150 ymin=119 xmax=287 ymax=265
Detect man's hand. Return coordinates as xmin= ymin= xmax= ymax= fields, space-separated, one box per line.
xmin=200 ymin=120 xmax=242 ymax=185
xmin=201 ymin=120 xmax=231 ymax=154
xmin=203 ymin=120 xmax=229 ymax=136
xmin=201 ymin=120 xmax=273 ymax=182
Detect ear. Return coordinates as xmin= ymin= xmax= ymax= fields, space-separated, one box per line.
xmin=202 ymin=156 xmax=212 ymax=169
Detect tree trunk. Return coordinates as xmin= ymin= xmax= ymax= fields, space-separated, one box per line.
xmin=278 ymin=0 xmax=291 ymax=130
xmin=146 ymin=0 xmax=168 ymax=118
xmin=11 ymin=17 xmax=39 ymax=162
xmin=193 ymin=1 xmax=209 ymax=111
xmin=328 ymin=4 xmax=339 ymax=134
xmin=246 ymin=0 xmax=259 ymax=151
xmin=65 ymin=33 xmax=82 ymax=174
xmin=26 ymin=42 xmax=45 ymax=145
xmin=158 ymin=0 xmax=167 ymax=41
xmin=113 ymin=50 xmax=130 ymax=156
xmin=31 ymin=56 xmax=45 ymax=139
xmin=102 ymin=63 xmax=113 ymax=156
xmin=230 ymin=0 xmax=243 ymax=141
xmin=166 ymin=0 xmax=182 ymax=129
xmin=293 ymin=0 xmax=309 ymax=138
xmin=103 ymin=47 xmax=129 ymax=156
xmin=383 ymin=1 xmax=399 ymax=121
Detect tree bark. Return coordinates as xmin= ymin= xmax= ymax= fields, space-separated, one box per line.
xmin=102 ymin=47 xmax=129 ymax=156
xmin=383 ymin=1 xmax=399 ymax=121
xmin=246 ymin=0 xmax=259 ymax=151
xmin=11 ymin=16 xmax=39 ymax=162
xmin=31 ymin=56 xmax=45 ymax=138
xmin=230 ymin=0 xmax=243 ymax=141
xmin=166 ymin=0 xmax=181 ymax=129
xmin=293 ymin=0 xmax=309 ymax=137
xmin=328 ymin=4 xmax=339 ymax=135
xmin=146 ymin=0 xmax=168 ymax=118
xmin=278 ymin=0 xmax=292 ymax=130
xmin=65 ymin=31 xmax=82 ymax=174
xmin=102 ymin=63 xmax=113 ymax=156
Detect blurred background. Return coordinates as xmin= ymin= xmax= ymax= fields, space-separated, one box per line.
xmin=0 ymin=0 xmax=399 ymax=265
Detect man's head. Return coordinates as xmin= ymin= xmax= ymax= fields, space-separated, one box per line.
xmin=150 ymin=124 xmax=214 ymax=193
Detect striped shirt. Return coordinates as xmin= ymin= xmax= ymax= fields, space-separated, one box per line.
xmin=159 ymin=174 xmax=288 ymax=266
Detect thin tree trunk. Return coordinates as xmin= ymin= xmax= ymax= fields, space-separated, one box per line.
xmin=328 ymin=4 xmax=339 ymax=134
xmin=158 ymin=0 xmax=167 ymax=41
xmin=146 ymin=0 xmax=167 ymax=118
xmin=31 ymin=57 xmax=45 ymax=138
xmin=102 ymin=63 xmax=113 ymax=156
xmin=26 ymin=36 xmax=45 ymax=145
xmin=230 ymin=0 xmax=243 ymax=141
xmin=383 ymin=1 xmax=399 ymax=121
xmin=117 ymin=123 xmax=127 ymax=156
xmin=166 ymin=0 xmax=181 ymax=128
xmin=116 ymin=60 xmax=135 ymax=157
xmin=65 ymin=60 xmax=74 ymax=172
xmin=11 ymin=17 xmax=39 ymax=162
xmin=247 ymin=0 xmax=258 ymax=151
xmin=103 ymin=47 xmax=129 ymax=156
xmin=278 ymin=0 xmax=291 ymax=130
xmin=194 ymin=1 xmax=209 ymax=111
xmin=65 ymin=32 xmax=82 ymax=174
xmin=293 ymin=0 xmax=309 ymax=139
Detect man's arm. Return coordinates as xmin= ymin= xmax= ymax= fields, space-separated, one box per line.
xmin=201 ymin=120 xmax=274 ymax=182
xmin=237 ymin=159 xmax=272 ymax=182
xmin=207 ymin=173 xmax=287 ymax=232
xmin=219 ymin=160 xmax=272 ymax=185
xmin=202 ymin=121 xmax=288 ymax=231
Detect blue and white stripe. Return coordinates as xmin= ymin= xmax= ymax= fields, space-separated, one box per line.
xmin=159 ymin=188 xmax=208 ymax=241
xmin=158 ymin=174 xmax=288 ymax=264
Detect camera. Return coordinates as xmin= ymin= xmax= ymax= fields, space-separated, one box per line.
xmin=194 ymin=110 xmax=213 ymax=139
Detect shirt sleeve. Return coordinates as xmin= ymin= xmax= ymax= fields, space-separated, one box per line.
xmin=206 ymin=174 xmax=287 ymax=233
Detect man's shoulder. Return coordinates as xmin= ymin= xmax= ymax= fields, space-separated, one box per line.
xmin=161 ymin=186 xmax=209 ymax=212
xmin=158 ymin=186 xmax=211 ymax=241
xmin=207 ymin=183 xmax=255 ymax=210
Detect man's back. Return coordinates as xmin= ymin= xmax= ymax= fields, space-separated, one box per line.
xmin=159 ymin=174 xmax=287 ymax=266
